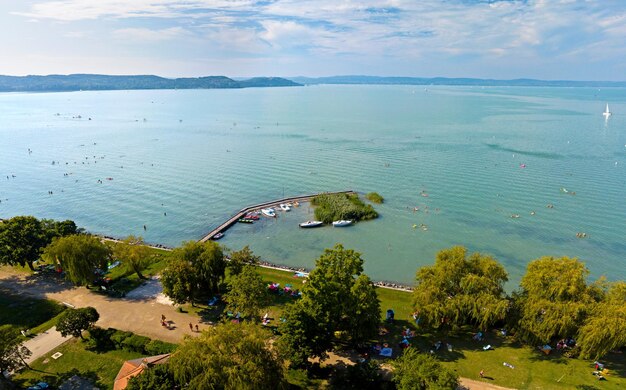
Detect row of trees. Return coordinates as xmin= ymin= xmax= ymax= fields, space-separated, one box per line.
xmin=411 ymin=246 xmax=626 ymax=359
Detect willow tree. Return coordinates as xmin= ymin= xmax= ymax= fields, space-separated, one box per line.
xmin=517 ymin=256 xmax=597 ymax=344
xmin=577 ymin=281 xmax=626 ymax=359
xmin=42 ymin=235 xmax=110 ymax=286
xmin=223 ymin=265 xmax=269 ymax=322
xmin=112 ymin=235 xmax=152 ymax=279
xmin=161 ymin=257 xmax=197 ymax=305
xmin=412 ymin=246 xmax=509 ymax=331
xmin=172 ymin=241 xmax=226 ymax=293
xmin=392 ymin=348 xmax=458 ymax=390
xmin=228 ymin=245 xmax=260 ymax=276
xmin=169 ymin=322 xmax=287 ymax=389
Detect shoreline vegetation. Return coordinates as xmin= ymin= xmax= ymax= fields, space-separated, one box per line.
xmin=366 ymin=192 xmax=384 ymax=204
xmin=311 ymin=193 xmax=378 ymax=224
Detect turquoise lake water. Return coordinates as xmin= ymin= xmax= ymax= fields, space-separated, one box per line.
xmin=1 ymin=85 xmax=625 ymax=287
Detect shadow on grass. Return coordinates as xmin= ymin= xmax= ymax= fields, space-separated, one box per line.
xmin=13 ymin=368 xmax=105 ymax=390
xmin=527 ymin=350 xmax=571 ymax=364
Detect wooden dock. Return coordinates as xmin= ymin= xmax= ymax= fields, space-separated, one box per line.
xmin=199 ymin=190 xmax=355 ymax=242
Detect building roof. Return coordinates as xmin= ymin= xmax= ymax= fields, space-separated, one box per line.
xmin=113 ymin=353 xmax=170 ymax=390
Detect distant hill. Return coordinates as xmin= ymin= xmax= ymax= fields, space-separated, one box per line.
xmin=290 ymin=75 xmax=626 ymax=87
xmin=0 ymin=74 xmax=301 ymax=92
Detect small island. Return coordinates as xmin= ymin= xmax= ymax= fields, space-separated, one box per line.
xmin=366 ymin=192 xmax=384 ymax=204
xmin=311 ymin=193 xmax=378 ymax=224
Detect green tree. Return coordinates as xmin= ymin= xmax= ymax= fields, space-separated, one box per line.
xmin=279 ymin=244 xmax=380 ymax=366
xmin=42 ymin=235 xmax=111 ymax=286
xmin=392 ymin=348 xmax=458 ymax=390
xmin=169 ymin=322 xmax=287 ymax=389
xmin=42 ymin=219 xmax=78 ymax=241
xmin=172 ymin=241 xmax=226 ymax=293
xmin=0 ymin=325 xmax=32 ymax=378
xmin=126 ymin=364 xmax=177 ymax=390
xmin=224 ymin=265 xmax=269 ymax=322
xmin=577 ymin=281 xmax=626 ymax=359
xmin=56 ymin=307 xmax=99 ymax=340
xmin=112 ymin=235 xmax=152 ymax=279
xmin=517 ymin=256 xmax=597 ymax=343
xmin=161 ymin=258 xmax=196 ymax=305
xmin=228 ymin=245 xmax=260 ymax=276
xmin=0 ymin=216 xmax=46 ymax=270
xmin=277 ymin=301 xmax=329 ymax=367
xmin=412 ymin=246 xmax=509 ymax=331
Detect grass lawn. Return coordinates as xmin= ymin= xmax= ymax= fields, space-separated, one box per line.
xmin=12 ymin=338 xmax=145 ymax=390
xmin=103 ymin=245 xmax=171 ymax=294
xmin=0 ymin=290 xmax=66 ymax=334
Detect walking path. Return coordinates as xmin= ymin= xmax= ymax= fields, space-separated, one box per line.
xmin=23 ymin=327 xmax=69 ymax=364
xmin=459 ymin=378 xmax=516 ymax=390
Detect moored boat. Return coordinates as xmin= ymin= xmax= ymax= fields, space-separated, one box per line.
xmin=261 ymin=208 xmax=276 ymax=217
xmin=332 ymin=220 xmax=353 ymax=227
xmin=280 ymin=203 xmax=291 ymax=211
xmin=299 ymin=220 xmax=323 ymax=228
xmin=212 ymin=232 xmax=225 ymax=240
xmin=238 ymin=218 xmax=255 ymax=224
xmin=244 ymin=212 xmax=260 ymax=220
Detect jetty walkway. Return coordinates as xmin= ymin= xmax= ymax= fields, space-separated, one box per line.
xmin=199 ymin=190 xmax=355 ymax=242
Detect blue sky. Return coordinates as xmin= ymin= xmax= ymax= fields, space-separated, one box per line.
xmin=1 ymin=0 xmax=625 ymax=80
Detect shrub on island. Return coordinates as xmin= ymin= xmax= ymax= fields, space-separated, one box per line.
xmin=311 ymin=193 xmax=378 ymax=224
xmin=366 ymin=192 xmax=384 ymax=204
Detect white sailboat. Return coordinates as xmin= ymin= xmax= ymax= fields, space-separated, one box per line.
xmin=603 ymin=103 xmax=611 ymax=117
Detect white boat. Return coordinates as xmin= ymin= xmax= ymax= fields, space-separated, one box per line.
xmin=280 ymin=203 xmax=291 ymax=212
xmin=299 ymin=220 xmax=323 ymax=228
xmin=332 ymin=220 xmax=353 ymax=227
xmin=603 ymin=103 xmax=612 ymax=117
xmin=261 ymin=208 xmax=276 ymax=217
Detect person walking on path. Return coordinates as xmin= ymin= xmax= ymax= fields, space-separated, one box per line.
xmin=189 ymin=323 xmax=193 ymax=331
xmin=195 ymin=324 xmax=199 ymax=332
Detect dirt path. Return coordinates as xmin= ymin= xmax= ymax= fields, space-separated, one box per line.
xmin=22 ymin=327 xmax=69 ymax=364
xmin=0 ymin=268 xmax=205 ymax=344
xmin=459 ymin=378 xmax=516 ymax=390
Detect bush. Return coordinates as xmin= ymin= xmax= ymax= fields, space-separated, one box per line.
xmin=365 ymin=192 xmax=384 ymax=204
xmin=122 ymin=334 xmax=151 ymax=353
xmin=311 ymin=193 xmax=378 ymax=224
xmin=110 ymin=330 xmax=133 ymax=349
xmin=145 ymin=339 xmax=177 ymax=355
xmin=85 ymin=327 xmax=115 ymax=352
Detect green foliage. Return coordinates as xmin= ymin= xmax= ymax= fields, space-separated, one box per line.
xmin=84 ymin=327 xmax=115 ymax=352
xmin=126 ymin=364 xmax=177 ymax=390
xmin=228 ymin=245 xmax=260 ymax=276
xmin=0 ymin=325 xmax=32 ymax=374
xmin=110 ymin=330 xmax=134 ymax=349
xmin=365 ymin=192 xmax=384 ymax=204
xmin=279 ymin=244 xmax=380 ymax=366
xmin=517 ymin=256 xmax=597 ymax=343
xmin=577 ymin=281 xmax=626 ymax=359
xmin=0 ymin=216 xmax=78 ymax=270
xmin=122 ymin=334 xmax=151 ymax=353
xmin=392 ymin=348 xmax=459 ymax=390
xmin=412 ymin=246 xmax=509 ymax=330
xmin=169 ymin=322 xmax=287 ymax=389
xmin=145 ymin=339 xmax=177 ymax=355
xmin=331 ymin=360 xmax=387 ymax=389
xmin=224 ymin=265 xmax=269 ymax=322
xmin=161 ymin=257 xmax=197 ymax=305
xmin=112 ymin=235 xmax=153 ymax=279
xmin=56 ymin=307 xmax=99 ymax=340
xmin=311 ymin=193 xmax=378 ymax=223
xmin=42 ymin=235 xmax=111 ymax=286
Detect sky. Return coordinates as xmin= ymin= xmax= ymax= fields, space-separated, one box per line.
xmin=1 ymin=0 xmax=625 ymax=80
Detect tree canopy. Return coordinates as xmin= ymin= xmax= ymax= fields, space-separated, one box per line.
xmin=279 ymin=244 xmax=380 ymax=366
xmin=517 ymin=256 xmax=598 ymax=343
xmin=169 ymin=322 xmax=287 ymax=389
xmin=161 ymin=257 xmax=197 ymax=305
xmin=112 ymin=235 xmax=152 ymax=279
xmin=228 ymin=245 xmax=260 ymax=276
xmin=0 ymin=216 xmax=78 ymax=270
xmin=224 ymin=265 xmax=269 ymax=322
xmin=174 ymin=241 xmax=226 ymax=293
xmin=42 ymin=234 xmax=111 ymax=286
xmin=0 ymin=325 xmax=32 ymax=376
xmin=392 ymin=348 xmax=459 ymax=390
xmin=577 ymin=281 xmax=626 ymax=359
xmin=56 ymin=307 xmax=100 ymax=340
xmin=126 ymin=364 xmax=177 ymax=390
xmin=412 ymin=246 xmax=509 ymax=330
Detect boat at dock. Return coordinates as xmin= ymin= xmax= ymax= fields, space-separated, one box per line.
xmin=211 ymin=232 xmax=225 ymax=240
xmin=299 ymin=220 xmax=323 ymax=228
xmin=280 ymin=203 xmax=291 ymax=211
xmin=244 ymin=212 xmax=260 ymax=220
xmin=261 ymin=208 xmax=276 ymax=217
xmin=237 ymin=218 xmax=255 ymax=224
xmin=332 ymin=220 xmax=353 ymax=227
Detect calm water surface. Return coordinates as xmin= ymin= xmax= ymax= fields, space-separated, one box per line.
xmin=1 ymin=85 xmax=625 ymax=287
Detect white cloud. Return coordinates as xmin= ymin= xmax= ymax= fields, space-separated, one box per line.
xmin=113 ymin=27 xmax=190 ymax=42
